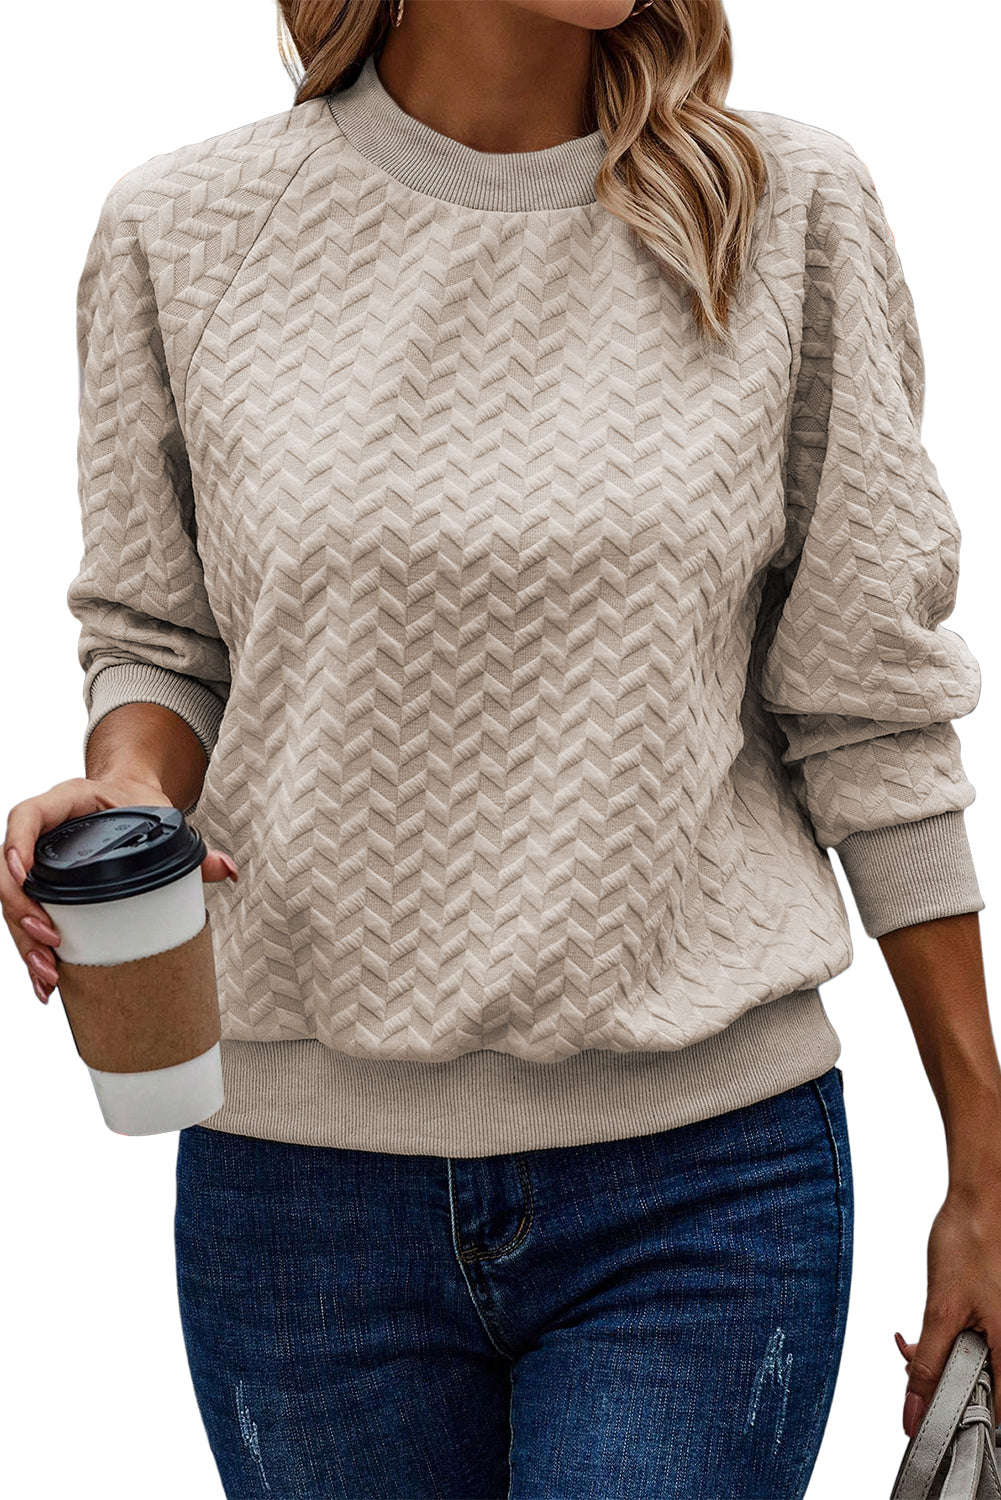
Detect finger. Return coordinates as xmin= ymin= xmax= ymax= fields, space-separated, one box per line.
xmin=1 ymin=918 xmax=58 ymax=1002
xmin=894 ymin=1331 xmax=917 ymax=1361
xmin=2 ymin=840 xmax=63 ymax=939
xmin=904 ymin=1311 xmax=969 ymax=1437
xmin=4 ymin=780 xmax=110 ymax=992
xmin=202 ymin=850 xmax=238 ymax=883
xmin=2 ymin=892 xmax=61 ymax=960
xmin=30 ymin=975 xmax=51 ymax=1004
xmin=4 ymin=777 xmax=104 ymax=910
xmin=2 ymin=897 xmax=60 ymax=1000
xmin=1 ymin=854 xmax=62 ymax=984
xmin=26 ymin=946 xmax=60 ymax=986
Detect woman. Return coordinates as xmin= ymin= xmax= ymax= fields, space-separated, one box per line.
xmin=3 ymin=1 xmax=999 ymax=1495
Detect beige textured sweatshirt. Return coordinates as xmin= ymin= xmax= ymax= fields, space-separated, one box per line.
xmin=68 ymin=53 xmax=984 ymax=1157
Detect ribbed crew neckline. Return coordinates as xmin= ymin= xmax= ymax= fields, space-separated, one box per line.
xmin=325 ymin=52 xmax=608 ymax=212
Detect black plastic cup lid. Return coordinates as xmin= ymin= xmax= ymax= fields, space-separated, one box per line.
xmin=22 ymin=807 xmax=207 ymax=905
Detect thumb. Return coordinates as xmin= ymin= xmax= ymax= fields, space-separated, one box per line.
xmin=202 ymin=849 xmax=238 ymax=884
xmin=903 ymin=1315 xmax=961 ymax=1438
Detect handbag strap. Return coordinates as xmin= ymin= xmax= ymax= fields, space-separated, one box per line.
xmin=940 ymin=1370 xmax=1001 ymax=1500
xmin=891 ymin=1330 xmax=992 ymax=1500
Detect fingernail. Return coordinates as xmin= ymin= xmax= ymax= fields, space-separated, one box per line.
xmin=32 ymin=976 xmax=49 ymax=1004
xmin=6 ymin=847 xmax=26 ymax=884
xmin=222 ymin=855 xmax=238 ymax=881
xmin=28 ymin=952 xmax=59 ymax=986
xmin=21 ymin=916 xmax=61 ymax=944
xmin=903 ymin=1392 xmax=925 ymax=1437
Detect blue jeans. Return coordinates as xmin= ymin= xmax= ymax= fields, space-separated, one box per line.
xmin=174 ymin=1063 xmax=852 ymax=1499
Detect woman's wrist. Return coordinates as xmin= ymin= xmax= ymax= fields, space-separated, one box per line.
xmin=85 ymin=702 xmax=208 ymax=811
xmin=943 ymin=1084 xmax=1001 ymax=1187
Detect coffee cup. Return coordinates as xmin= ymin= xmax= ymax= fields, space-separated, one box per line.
xmin=23 ymin=806 xmax=224 ymax=1136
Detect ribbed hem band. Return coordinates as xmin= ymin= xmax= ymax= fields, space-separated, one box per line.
xmin=196 ymin=986 xmax=841 ymax=1157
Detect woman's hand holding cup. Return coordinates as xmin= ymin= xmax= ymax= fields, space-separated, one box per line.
xmin=2 ymin=775 xmax=238 ymax=1005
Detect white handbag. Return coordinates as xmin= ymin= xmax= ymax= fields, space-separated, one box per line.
xmin=891 ymin=1329 xmax=1000 ymax=1499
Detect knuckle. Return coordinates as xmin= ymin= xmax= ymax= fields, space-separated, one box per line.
xmin=5 ymin=903 xmax=38 ymax=945
xmin=5 ymin=812 xmax=33 ymax=842
xmin=924 ymin=1302 xmax=957 ymax=1326
xmin=11 ymin=935 xmax=33 ymax=967
xmin=1 ymin=883 xmax=24 ymax=915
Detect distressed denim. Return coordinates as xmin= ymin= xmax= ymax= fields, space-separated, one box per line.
xmin=174 ymin=1063 xmax=852 ymax=1499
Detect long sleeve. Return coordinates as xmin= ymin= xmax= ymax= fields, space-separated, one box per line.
xmin=753 ymin=141 xmax=984 ymax=939
xmin=67 ymin=174 xmax=231 ymax=787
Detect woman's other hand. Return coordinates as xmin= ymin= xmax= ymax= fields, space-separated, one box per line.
xmin=893 ymin=1177 xmax=1001 ymax=1437
xmin=2 ymin=775 xmax=238 ymax=1004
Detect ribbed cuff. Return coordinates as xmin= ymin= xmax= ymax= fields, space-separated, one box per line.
xmin=83 ymin=661 xmax=227 ymax=809
xmin=834 ymin=809 xmax=985 ymax=938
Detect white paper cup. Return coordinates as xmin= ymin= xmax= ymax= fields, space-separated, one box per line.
xmin=25 ymin=808 xmax=225 ymax=1136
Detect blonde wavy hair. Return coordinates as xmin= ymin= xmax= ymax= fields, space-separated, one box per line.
xmin=275 ymin=0 xmax=768 ymax=348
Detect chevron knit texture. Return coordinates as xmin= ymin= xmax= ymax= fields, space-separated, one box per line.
xmin=66 ymin=56 xmax=984 ymax=1154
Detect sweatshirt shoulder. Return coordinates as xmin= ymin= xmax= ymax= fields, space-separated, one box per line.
xmin=80 ymin=97 xmax=340 ymax=391
xmin=97 ymin=94 xmax=335 ymax=229
xmin=732 ymin=107 xmax=876 ymax=206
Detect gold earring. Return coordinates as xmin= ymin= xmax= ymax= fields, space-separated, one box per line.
xmin=630 ymin=0 xmax=655 ymax=12
xmin=390 ymin=0 xmax=405 ymax=26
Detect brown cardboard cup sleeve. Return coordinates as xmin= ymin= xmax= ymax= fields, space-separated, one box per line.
xmin=54 ymin=911 xmax=220 ymax=1073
